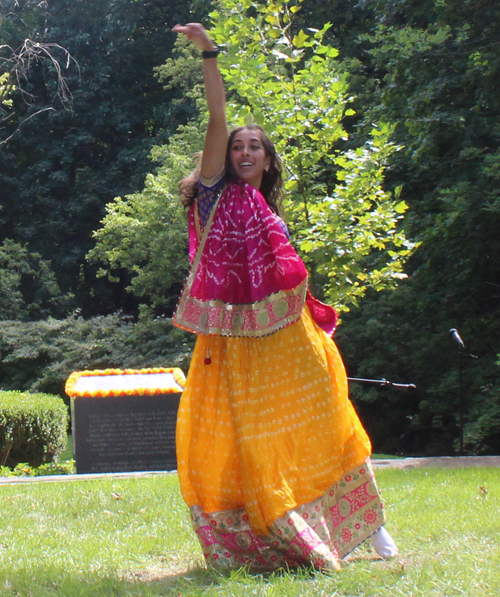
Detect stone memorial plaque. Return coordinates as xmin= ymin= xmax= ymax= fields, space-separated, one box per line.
xmin=66 ymin=368 xmax=185 ymax=474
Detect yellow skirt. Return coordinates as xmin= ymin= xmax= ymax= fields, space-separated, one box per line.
xmin=176 ymin=308 xmax=384 ymax=569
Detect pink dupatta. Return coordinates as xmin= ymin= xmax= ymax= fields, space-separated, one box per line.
xmin=173 ymin=181 xmax=337 ymax=337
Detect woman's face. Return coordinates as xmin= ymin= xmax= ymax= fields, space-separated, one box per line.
xmin=229 ymin=128 xmax=270 ymax=189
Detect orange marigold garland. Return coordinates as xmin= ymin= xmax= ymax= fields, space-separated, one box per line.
xmin=65 ymin=367 xmax=186 ymax=398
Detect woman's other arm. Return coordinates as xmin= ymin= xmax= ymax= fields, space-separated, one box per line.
xmin=172 ymin=23 xmax=228 ymax=180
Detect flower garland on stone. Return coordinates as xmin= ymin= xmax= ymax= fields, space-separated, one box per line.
xmin=65 ymin=367 xmax=186 ymax=398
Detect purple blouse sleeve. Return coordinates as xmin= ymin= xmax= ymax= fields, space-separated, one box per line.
xmin=197 ymin=170 xmax=226 ymax=228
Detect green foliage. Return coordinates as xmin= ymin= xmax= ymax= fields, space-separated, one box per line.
xmin=89 ymin=37 xmax=209 ymax=313
xmin=88 ymin=121 xmax=206 ymax=313
xmin=332 ymin=0 xmax=500 ymax=454
xmin=0 ymin=71 xmax=13 ymax=110
xmin=463 ymin=381 xmax=500 ymax=455
xmin=0 ymin=390 xmax=68 ymax=468
xmin=88 ymin=170 xmax=188 ymax=314
xmin=0 ymin=0 xmax=203 ymax=315
xmin=0 ymin=239 xmax=73 ymax=320
xmin=95 ymin=0 xmax=414 ymax=313
xmin=336 ymin=279 xmax=500 ymax=456
xmin=154 ymin=34 xmax=207 ymax=116
xmin=0 ymin=314 xmax=195 ymax=397
xmin=209 ymin=0 xmax=414 ymax=309
xmin=0 ymin=459 xmax=75 ymax=477
xmin=1 ymin=0 xmax=499 ymax=456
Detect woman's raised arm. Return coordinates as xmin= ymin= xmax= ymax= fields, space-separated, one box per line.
xmin=173 ymin=23 xmax=228 ymax=180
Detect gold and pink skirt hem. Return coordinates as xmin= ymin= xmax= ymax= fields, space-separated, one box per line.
xmin=190 ymin=459 xmax=384 ymax=571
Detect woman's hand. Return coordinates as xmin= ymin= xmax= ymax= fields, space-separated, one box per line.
xmin=172 ymin=23 xmax=216 ymax=52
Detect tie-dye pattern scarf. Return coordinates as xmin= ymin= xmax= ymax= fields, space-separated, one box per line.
xmin=174 ymin=182 xmax=337 ymax=337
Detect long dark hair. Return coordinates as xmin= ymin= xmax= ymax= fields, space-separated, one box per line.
xmin=178 ymin=152 xmax=202 ymax=208
xmin=179 ymin=126 xmax=284 ymax=214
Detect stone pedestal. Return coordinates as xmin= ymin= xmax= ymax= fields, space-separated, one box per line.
xmin=65 ymin=368 xmax=185 ymax=474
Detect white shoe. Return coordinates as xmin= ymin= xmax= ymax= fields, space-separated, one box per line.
xmin=371 ymin=527 xmax=399 ymax=559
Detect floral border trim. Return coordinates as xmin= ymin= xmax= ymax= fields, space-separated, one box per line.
xmin=174 ymin=280 xmax=307 ymax=338
xmin=189 ymin=459 xmax=385 ymax=571
xmin=65 ymin=367 xmax=186 ymax=398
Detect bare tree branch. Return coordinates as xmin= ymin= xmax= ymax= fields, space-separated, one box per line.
xmin=0 ymin=36 xmax=79 ymax=144
xmin=1 ymin=105 xmax=54 ymax=143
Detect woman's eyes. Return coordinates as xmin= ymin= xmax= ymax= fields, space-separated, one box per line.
xmin=232 ymin=144 xmax=262 ymax=151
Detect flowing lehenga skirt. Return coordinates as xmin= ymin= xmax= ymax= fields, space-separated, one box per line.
xmin=176 ymin=307 xmax=386 ymax=571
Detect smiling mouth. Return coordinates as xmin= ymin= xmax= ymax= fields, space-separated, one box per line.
xmin=240 ymin=162 xmax=253 ymax=167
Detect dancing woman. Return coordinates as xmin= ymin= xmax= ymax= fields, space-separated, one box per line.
xmin=172 ymin=22 xmax=398 ymax=571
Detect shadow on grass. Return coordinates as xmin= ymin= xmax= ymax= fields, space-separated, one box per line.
xmin=126 ymin=549 xmax=392 ymax=589
xmin=2 ymin=551 xmax=405 ymax=597
xmin=3 ymin=564 xmax=218 ymax=597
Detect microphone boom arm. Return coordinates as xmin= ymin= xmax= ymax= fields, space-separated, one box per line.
xmin=347 ymin=377 xmax=416 ymax=390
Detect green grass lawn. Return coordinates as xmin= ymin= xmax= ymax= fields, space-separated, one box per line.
xmin=0 ymin=467 xmax=499 ymax=596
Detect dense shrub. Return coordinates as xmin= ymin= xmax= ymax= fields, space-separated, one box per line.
xmin=0 ymin=460 xmax=75 ymax=477
xmin=0 ymin=313 xmax=195 ymax=400
xmin=0 ymin=391 xmax=68 ymax=468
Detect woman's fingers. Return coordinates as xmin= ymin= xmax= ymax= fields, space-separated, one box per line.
xmin=172 ymin=23 xmax=214 ymax=50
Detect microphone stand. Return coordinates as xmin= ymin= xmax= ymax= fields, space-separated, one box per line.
xmin=459 ymin=346 xmax=464 ymax=455
xmin=449 ymin=328 xmax=466 ymax=455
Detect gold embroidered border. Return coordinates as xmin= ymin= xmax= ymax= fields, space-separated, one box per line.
xmin=174 ymin=279 xmax=307 ymax=337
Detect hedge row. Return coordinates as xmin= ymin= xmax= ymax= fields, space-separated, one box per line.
xmin=0 ymin=391 xmax=68 ymax=468
xmin=0 ymin=313 xmax=195 ymax=400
